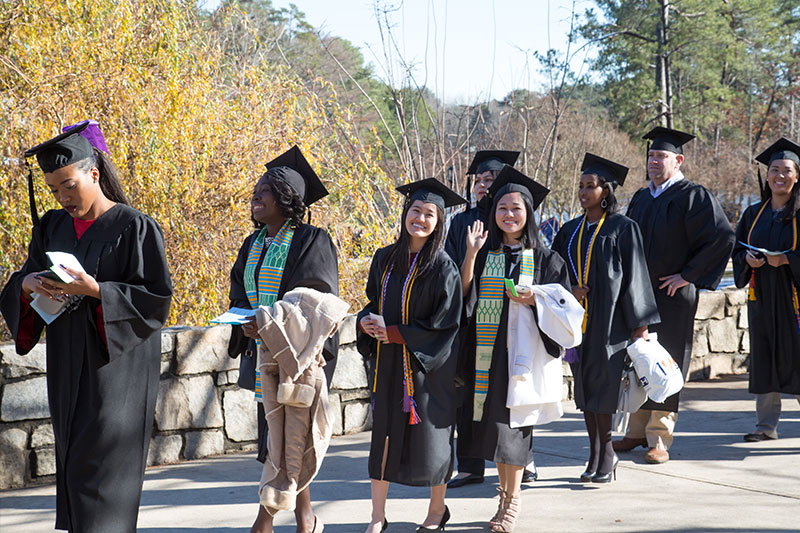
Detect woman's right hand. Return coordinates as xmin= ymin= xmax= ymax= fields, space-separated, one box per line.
xmin=465 ymin=220 xmax=488 ymax=256
xmin=360 ymin=316 xmax=377 ymax=337
xmin=745 ymin=251 xmax=765 ymax=269
xmin=242 ymin=317 xmax=259 ymax=339
xmin=22 ymin=272 xmax=63 ymax=302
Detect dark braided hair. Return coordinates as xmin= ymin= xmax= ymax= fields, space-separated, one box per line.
xmin=251 ymin=171 xmax=307 ymax=228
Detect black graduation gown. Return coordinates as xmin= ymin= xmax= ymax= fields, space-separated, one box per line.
xmin=227 ymin=223 xmax=339 ymax=462
xmin=459 ymin=245 xmax=570 ymax=467
xmin=552 ymin=213 xmax=660 ymax=413
xmin=444 ymin=207 xmax=481 ymax=266
xmin=626 ymin=179 xmax=734 ymax=411
xmin=732 ymin=202 xmax=800 ymax=394
xmin=0 ymin=205 xmax=172 ymax=532
xmin=356 ymin=247 xmax=462 ymax=486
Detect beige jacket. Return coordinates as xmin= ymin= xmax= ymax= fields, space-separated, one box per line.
xmin=255 ymin=287 xmax=350 ymax=515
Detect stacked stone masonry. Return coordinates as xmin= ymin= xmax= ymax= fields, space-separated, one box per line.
xmin=0 ymin=288 xmax=750 ymax=489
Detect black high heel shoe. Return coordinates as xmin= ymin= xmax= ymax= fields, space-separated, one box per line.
xmin=580 ymin=468 xmax=596 ymax=482
xmin=417 ymin=505 xmax=450 ymax=532
xmin=591 ymin=454 xmax=619 ymax=484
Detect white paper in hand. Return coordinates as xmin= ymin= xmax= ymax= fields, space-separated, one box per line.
xmin=30 ymin=293 xmax=67 ymax=324
xmin=46 ymin=251 xmax=87 ymax=283
xmin=210 ymin=307 xmax=257 ymax=325
xmin=369 ymin=313 xmax=386 ymax=328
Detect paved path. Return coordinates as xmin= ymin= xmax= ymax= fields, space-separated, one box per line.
xmin=2 ymin=376 xmax=798 ymax=532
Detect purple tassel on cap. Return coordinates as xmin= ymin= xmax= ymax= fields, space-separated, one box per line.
xmin=62 ymin=119 xmax=109 ymax=154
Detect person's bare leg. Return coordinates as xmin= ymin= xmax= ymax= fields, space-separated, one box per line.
xmin=502 ymin=464 xmax=524 ymax=497
xmin=420 ymin=484 xmax=447 ymax=528
xmin=251 ymin=505 xmax=274 ymax=533
xmin=295 ymin=487 xmax=316 ymax=533
xmin=365 ymin=437 xmax=390 ymax=533
xmin=366 ymin=479 xmax=390 ymax=532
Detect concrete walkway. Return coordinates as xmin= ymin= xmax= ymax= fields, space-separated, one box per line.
xmin=1 ymin=375 xmax=798 ymax=532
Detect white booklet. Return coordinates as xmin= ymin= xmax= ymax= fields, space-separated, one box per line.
xmin=29 ymin=252 xmax=87 ymax=323
xmin=45 ymin=251 xmax=87 ymax=283
xmin=737 ymin=241 xmax=792 ymax=257
xmin=368 ymin=313 xmax=386 ymax=328
xmin=29 ymin=293 xmax=67 ymax=324
xmin=210 ymin=307 xmax=257 ymax=325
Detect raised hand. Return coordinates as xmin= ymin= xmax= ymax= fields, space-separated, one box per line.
xmin=465 ymin=220 xmax=488 ymax=257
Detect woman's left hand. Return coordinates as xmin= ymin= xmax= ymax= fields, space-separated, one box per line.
xmin=507 ymin=286 xmax=536 ymax=306
xmin=372 ymin=325 xmax=389 ymax=342
xmin=40 ymin=266 xmax=101 ymax=300
xmin=631 ymin=326 xmax=649 ymax=341
xmin=765 ymin=253 xmax=790 ymax=267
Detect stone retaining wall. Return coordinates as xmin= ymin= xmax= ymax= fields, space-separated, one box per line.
xmin=0 ymin=287 xmax=750 ymax=489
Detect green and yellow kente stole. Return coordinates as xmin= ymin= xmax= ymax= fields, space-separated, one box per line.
xmin=473 ymin=248 xmax=534 ymax=421
xmin=244 ymin=220 xmax=295 ymax=400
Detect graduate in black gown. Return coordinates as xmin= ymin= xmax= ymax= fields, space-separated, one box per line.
xmin=552 ymin=153 xmax=659 ymax=483
xmin=0 ymin=121 xmax=172 ymax=532
xmin=226 ymin=146 xmax=339 ymax=533
xmin=732 ymin=138 xmax=800 ymax=442
xmin=357 ymin=179 xmax=464 ymax=533
xmin=459 ymin=167 xmax=569 ymax=533
xmin=615 ymin=127 xmax=734 ymax=464
xmin=444 ymin=150 xmax=521 ymax=489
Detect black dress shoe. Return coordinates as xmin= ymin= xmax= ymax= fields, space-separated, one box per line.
xmin=447 ymin=473 xmax=484 ymax=488
xmin=591 ymin=454 xmax=619 ymax=484
xmin=579 ymin=469 xmax=595 ymax=482
xmin=744 ymin=432 xmax=776 ymax=442
xmin=522 ymin=468 xmax=538 ymax=483
xmin=417 ymin=506 xmax=450 ymax=532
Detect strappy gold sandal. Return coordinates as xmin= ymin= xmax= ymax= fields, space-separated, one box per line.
xmin=489 ymin=487 xmax=506 ymax=527
xmin=491 ymin=493 xmax=519 ymax=532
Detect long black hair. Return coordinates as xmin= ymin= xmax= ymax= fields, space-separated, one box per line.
xmin=383 ymin=199 xmax=445 ymax=278
xmin=76 ymin=148 xmax=130 ymax=205
xmin=761 ymin=160 xmax=800 ymax=223
xmin=251 ymin=171 xmax=307 ymax=228
xmin=486 ymin=188 xmax=542 ymax=251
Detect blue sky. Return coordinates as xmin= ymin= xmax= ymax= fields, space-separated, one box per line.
xmin=200 ymin=0 xmax=596 ymax=104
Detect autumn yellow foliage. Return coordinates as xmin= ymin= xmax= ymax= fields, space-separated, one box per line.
xmin=0 ymin=0 xmax=398 ymax=331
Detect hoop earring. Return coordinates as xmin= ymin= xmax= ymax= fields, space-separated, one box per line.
xmin=601 ymin=199 xmax=608 ymax=209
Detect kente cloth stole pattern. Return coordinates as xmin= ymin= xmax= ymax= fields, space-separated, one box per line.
xmin=373 ymin=253 xmax=422 ymax=425
xmin=243 ymin=221 xmax=295 ymax=400
xmin=473 ymin=248 xmax=534 ymax=421
xmin=566 ymin=213 xmax=607 ymax=333
xmin=746 ymin=204 xmax=800 ymax=332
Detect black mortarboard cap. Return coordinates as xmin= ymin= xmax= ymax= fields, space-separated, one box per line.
xmin=755 ymin=137 xmax=800 ymax=167
xmin=580 ymin=153 xmax=629 ymax=187
xmin=466 ymin=150 xmax=520 ymax=175
xmin=23 ymin=122 xmax=96 ymax=226
xmin=642 ymin=126 xmax=695 ymax=155
xmin=265 ymin=145 xmax=328 ymax=206
xmin=485 ymin=166 xmax=549 ymax=211
xmin=25 ymin=121 xmax=94 ymax=173
xmin=396 ymin=178 xmax=467 ymax=211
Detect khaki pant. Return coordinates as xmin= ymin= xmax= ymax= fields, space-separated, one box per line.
xmin=754 ymin=393 xmax=800 ymax=439
xmin=625 ymin=409 xmax=677 ymax=450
